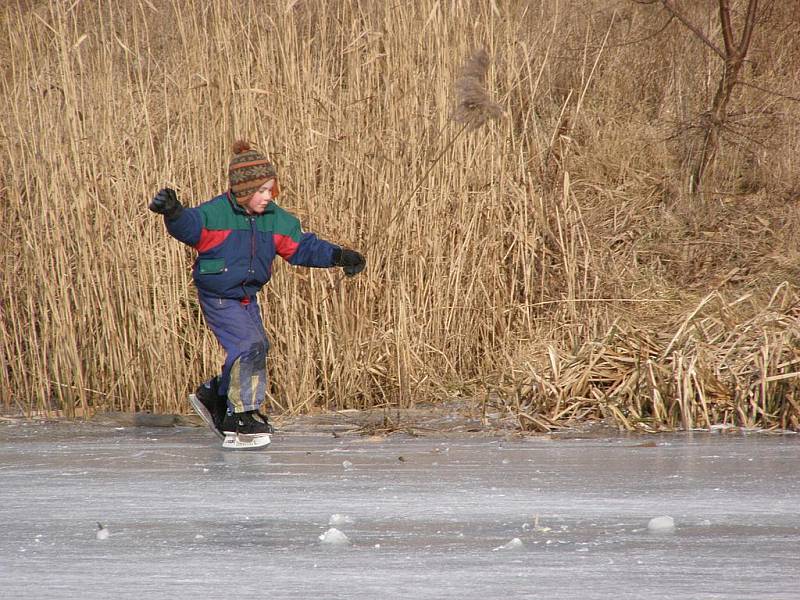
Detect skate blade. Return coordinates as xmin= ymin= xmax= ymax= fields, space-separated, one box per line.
xmin=188 ymin=394 xmax=225 ymax=440
xmin=222 ymin=432 xmax=271 ymax=450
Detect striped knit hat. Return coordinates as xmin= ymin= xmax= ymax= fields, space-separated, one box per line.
xmin=228 ymin=140 xmax=279 ymax=205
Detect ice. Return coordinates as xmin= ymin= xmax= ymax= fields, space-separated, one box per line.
xmin=319 ymin=527 xmax=350 ymax=545
xmin=329 ymin=514 xmax=354 ymax=526
xmin=647 ymin=516 xmax=676 ymax=532
xmin=493 ymin=537 xmax=524 ymax=551
xmin=1 ymin=424 xmax=799 ymax=600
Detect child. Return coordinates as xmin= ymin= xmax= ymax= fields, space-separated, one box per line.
xmin=149 ymin=140 xmax=365 ymax=438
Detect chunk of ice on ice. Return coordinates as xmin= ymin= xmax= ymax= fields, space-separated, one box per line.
xmin=647 ymin=516 xmax=675 ymax=532
xmin=342 ymin=460 xmax=353 ymax=470
xmin=329 ymin=514 xmax=354 ymax=526
xmin=319 ymin=528 xmax=350 ymax=545
xmin=493 ymin=537 xmax=524 ymax=551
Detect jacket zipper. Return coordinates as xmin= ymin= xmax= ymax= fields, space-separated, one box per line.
xmin=249 ymin=217 xmax=256 ymax=275
xmin=241 ymin=216 xmax=256 ymax=299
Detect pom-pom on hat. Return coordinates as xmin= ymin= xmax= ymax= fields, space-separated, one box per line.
xmin=228 ymin=140 xmax=279 ymax=205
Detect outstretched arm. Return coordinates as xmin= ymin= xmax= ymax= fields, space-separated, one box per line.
xmin=272 ymin=204 xmax=365 ymax=276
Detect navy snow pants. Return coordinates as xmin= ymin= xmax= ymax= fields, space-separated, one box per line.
xmin=198 ymin=295 xmax=269 ymax=413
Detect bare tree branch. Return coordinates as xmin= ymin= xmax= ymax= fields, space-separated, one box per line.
xmin=605 ymin=14 xmax=675 ymax=49
xmin=739 ymin=0 xmax=760 ymax=56
xmin=737 ymin=80 xmax=800 ymax=104
xmin=718 ymin=122 xmax=767 ymax=149
xmin=659 ymin=0 xmax=726 ymax=59
xmin=718 ymin=0 xmax=736 ymax=57
xmin=572 ymin=14 xmax=675 ymax=53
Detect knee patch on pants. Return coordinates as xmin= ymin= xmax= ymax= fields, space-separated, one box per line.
xmin=227 ymin=340 xmax=269 ymax=413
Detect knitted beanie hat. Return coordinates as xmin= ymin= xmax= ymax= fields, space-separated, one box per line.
xmin=228 ymin=140 xmax=279 ymax=205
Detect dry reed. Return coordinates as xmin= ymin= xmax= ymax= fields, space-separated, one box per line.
xmin=1 ymin=0 xmax=799 ymax=432
xmin=500 ymin=286 xmax=800 ymax=432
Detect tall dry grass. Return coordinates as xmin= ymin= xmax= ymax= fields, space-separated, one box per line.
xmin=1 ymin=0 xmax=799 ymax=430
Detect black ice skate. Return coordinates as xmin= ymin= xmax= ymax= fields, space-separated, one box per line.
xmin=222 ymin=411 xmax=275 ymax=435
xmin=221 ymin=411 xmax=273 ymax=450
xmin=188 ymin=378 xmax=227 ymax=440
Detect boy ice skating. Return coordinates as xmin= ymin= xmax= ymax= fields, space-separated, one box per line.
xmin=149 ymin=140 xmax=365 ymax=446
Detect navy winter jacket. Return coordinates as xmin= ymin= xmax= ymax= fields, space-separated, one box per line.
xmin=164 ymin=192 xmax=338 ymax=299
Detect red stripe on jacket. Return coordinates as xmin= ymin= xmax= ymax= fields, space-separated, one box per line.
xmin=274 ymin=233 xmax=299 ymax=260
xmin=194 ymin=229 xmax=231 ymax=252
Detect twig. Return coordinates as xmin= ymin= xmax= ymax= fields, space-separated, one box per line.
xmin=736 ymin=80 xmax=800 ymax=104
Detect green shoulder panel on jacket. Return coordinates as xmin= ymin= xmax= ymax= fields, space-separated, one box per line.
xmin=257 ymin=202 xmax=302 ymax=241
xmin=199 ymin=196 xmax=251 ymax=231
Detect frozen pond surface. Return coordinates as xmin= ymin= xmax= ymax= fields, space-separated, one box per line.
xmin=1 ymin=422 xmax=799 ymax=599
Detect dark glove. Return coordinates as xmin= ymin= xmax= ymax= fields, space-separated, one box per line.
xmin=148 ymin=188 xmax=184 ymax=220
xmin=333 ymin=247 xmax=366 ymax=277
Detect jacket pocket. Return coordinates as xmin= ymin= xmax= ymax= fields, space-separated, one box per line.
xmin=198 ymin=258 xmax=226 ymax=274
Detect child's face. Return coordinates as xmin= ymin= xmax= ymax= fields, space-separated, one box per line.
xmin=245 ymin=179 xmax=276 ymax=214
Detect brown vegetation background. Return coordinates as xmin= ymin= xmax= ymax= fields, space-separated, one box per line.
xmin=2 ymin=0 xmax=799 ymax=430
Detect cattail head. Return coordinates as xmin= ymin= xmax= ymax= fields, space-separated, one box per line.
xmin=453 ymin=48 xmax=503 ymax=129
